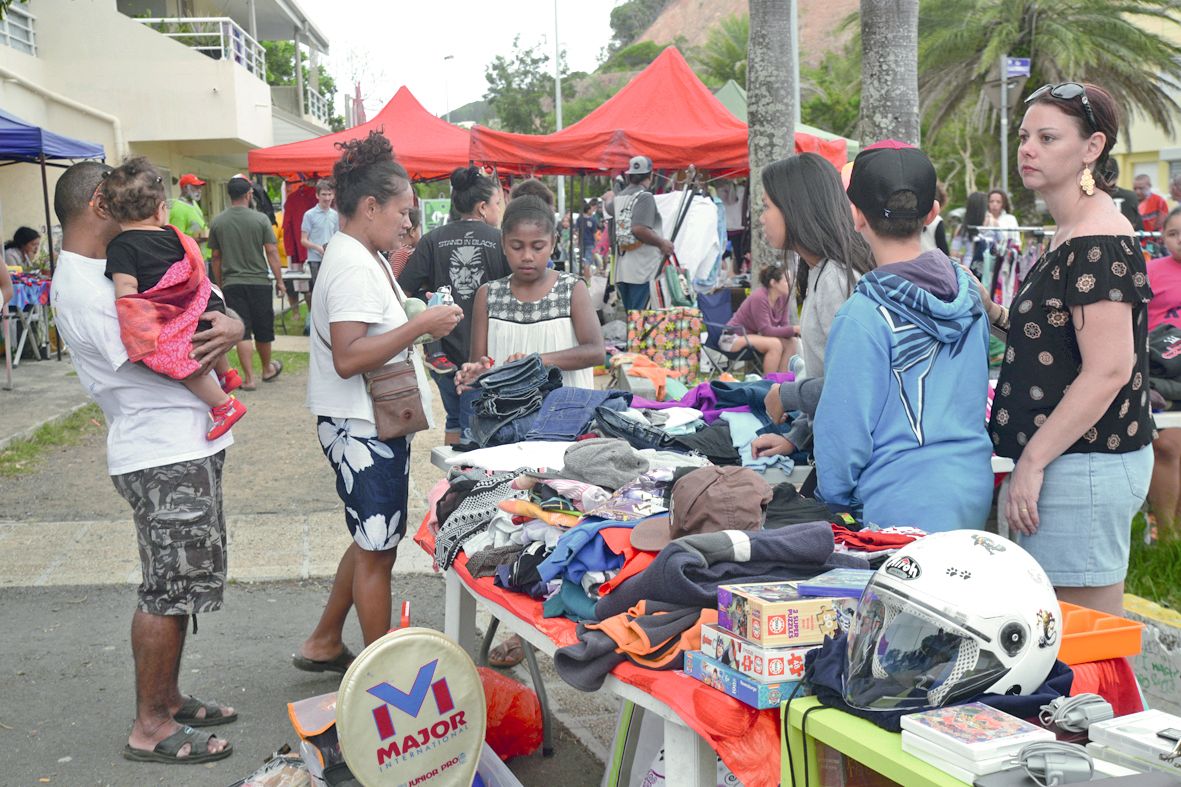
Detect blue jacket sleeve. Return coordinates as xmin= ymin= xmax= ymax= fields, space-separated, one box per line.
xmin=813 ymin=307 xmax=890 ymax=511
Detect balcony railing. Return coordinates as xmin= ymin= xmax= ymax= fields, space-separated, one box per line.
xmin=0 ymin=4 xmax=37 ymax=56
xmin=305 ymin=89 xmax=330 ymax=125
xmin=137 ymin=17 xmax=266 ymax=81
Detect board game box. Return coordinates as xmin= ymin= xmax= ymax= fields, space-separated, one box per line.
xmin=795 ymin=568 xmax=875 ymax=598
xmin=682 ymin=650 xmax=804 ymax=710
xmin=716 ymin=581 xmax=854 ymax=647
xmin=699 ymin=623 xmax=816 ymax=683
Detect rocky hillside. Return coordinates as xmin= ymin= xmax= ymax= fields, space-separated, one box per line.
xmin=637 ymin=0 xmax=858 ymax=67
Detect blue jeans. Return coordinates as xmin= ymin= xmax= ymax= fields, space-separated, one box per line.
xmin=431 ymin=371 xmax=461 ymax=433
xmin=526 ymin=388 xmax=632 ymax=442
xmin=618 ymin=282 xmax=650 ymax=311
xmin=594 ymin=406 xmax=678 ymax=451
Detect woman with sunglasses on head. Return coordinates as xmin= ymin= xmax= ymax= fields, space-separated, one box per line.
xmin=983 ymin=83 xmax=1153 ymax=616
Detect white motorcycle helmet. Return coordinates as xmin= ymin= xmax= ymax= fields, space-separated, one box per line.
xmin=843 ymin=530 xmax=1061 ymax=712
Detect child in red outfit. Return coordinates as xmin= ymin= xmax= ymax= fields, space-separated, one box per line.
xmin=100 ymin=157 xmax=246 ymax=439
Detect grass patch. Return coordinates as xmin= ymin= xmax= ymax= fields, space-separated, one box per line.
xmin=275 ymin=302 xmax=309 ymax=335
xmin=0 ymin=402 xmax=105 ymax=477
xmin=226 ymin=348 xmax=309 ymax=377
xmin=1126 ymin=512 xmax=1181 ymax=611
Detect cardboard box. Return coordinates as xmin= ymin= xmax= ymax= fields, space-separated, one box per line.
xmin=700 ymin=623 xmax=816 ymax=683
xmin=682 ymin=650 xmax=805 ymax=710
xmin=716 ymin=581 xmax=855 ymax=647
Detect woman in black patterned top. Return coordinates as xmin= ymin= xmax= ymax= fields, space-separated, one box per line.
xmin=981 ymin=83 xmax=1152 ymax=616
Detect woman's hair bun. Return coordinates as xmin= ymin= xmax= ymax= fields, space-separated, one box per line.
xmin=450 ymin=165 xmax=481 ymax=191
xmin=334 ymin=131 xmax=393 ymax=176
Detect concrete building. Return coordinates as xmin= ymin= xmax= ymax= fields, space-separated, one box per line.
xmin=0 ymin=0 xmax=331 ymax=251
xmin=1112 ymin=14 xmax=1181 ymax=200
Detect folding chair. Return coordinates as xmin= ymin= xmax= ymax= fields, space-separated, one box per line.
xmin=696 ymin=289 xmax=763 ymax=376
xmin=701 ymin=321 xmax=764 ymax=376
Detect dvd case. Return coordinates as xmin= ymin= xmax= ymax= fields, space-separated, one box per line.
xmin=899 ymin=703 xmax=1054 ymax=762
xmin=795 ymin=568 xmax=876 ymax=598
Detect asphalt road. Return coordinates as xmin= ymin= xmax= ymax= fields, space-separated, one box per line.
xmin=0 ymin=580 xmax=605 ymax=787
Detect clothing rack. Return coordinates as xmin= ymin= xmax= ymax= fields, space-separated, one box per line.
xmin=967 ymin=225 xmax=1163 ymax=238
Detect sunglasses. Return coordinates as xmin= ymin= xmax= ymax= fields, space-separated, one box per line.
xmin=1026 ymin=83 xmax=1099 ymax=134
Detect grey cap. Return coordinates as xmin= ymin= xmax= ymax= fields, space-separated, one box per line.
xmin=527 ymin=438 xmax=649 ymax=491
xmin=626 ymin=155 xmax=653 ymax=176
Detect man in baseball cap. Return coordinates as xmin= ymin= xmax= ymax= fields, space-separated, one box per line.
xmin=809 ymin=139 xmax=994 ymax=534
xmin=604 ymin=154 xmax=674 ymax=310
xmin=170 ymin=173 xmax=210 ymax=261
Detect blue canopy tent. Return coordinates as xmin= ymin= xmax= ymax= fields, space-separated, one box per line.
xmin=0 ymin=109 xmax=105 ymax=367
xmin=0 ymin=108 xmax=105 ymax=274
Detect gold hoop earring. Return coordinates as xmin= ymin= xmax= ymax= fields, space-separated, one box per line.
xmin=1079 ymin=166 xmax=1096 ymax=197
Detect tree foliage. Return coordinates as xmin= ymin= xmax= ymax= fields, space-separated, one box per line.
xmin=262 ymin=41 xmax=344 ymax=131
xmin=919 ymin=0 xmax=1181 ymax=136
xmin=608 ymin=0 xmax=671 ymax=53
xmin=600 ymin=41 xmax=664 ymax=74
xmin=801 ymin=43 xmax=862 ymax=138
xmin=484 ymin=36 xmax=562 ymax=134
xmin=694 ymin=14 xmax=750 ymax=87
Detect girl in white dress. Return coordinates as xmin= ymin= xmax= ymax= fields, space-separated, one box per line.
xmin=458 ymin=195 xmax=603 ymax=389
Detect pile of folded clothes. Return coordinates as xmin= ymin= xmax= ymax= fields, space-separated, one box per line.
xmin=427 ymin=437 xmax=930 ymax=688
xmin=457 ymin=356 xmax=806 ymax=477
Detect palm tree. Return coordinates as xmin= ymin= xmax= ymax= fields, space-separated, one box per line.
xmin=860 ymin=0 xmax=921 ymax=145
xmin=748 ymin=0 xmax=795 ymax=273
xmin=919 ymin=0 xmax=1181 ymax=136
xmin=695 ymin=14 xmax=749 ymax=87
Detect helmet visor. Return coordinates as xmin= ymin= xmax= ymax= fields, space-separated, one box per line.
xmin=843 ymin=584 xmax=1009 ymax=711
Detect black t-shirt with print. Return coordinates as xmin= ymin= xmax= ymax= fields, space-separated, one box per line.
xmin=989 ymin=235 xmax=1154 ymax=460
xmin=398 ymin=219 xmax=510 ymax=366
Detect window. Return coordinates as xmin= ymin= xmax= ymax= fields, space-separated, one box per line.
xmin=0 ymin=3 xmax=36 ymax=56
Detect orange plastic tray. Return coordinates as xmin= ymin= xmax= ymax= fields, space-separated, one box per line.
xmin=1057 ymin=602 xmax=1144 ymax=665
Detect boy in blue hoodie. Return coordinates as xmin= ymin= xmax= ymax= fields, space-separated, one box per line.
xmin=813 ymin=142 xmax=993 ymax=531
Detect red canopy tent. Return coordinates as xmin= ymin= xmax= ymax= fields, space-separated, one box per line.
xmin=247 ymin=87 xmax=472 ymax=181
xmin=468 ymin=47 xmax=847 ymax=176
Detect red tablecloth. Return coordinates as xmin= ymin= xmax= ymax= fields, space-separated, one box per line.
xmin=413 ymin=479 xmax=781 ymax=787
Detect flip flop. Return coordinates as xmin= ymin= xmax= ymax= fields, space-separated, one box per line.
xmin=488 ymin=635 xmax=526 ymax=668
xmin=173 ymin=695 xmax=237 ymax=728
xmin=262 ymin=359 xmax=283 ymax=383
xmin=122 ymin=726 xmax=232 ymax=764
xmin=292 ymin=646 xmax=354 ymax=675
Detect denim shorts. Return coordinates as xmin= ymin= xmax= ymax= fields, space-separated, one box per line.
xmin=1002 ymin=444 xmax=1152 ymax=587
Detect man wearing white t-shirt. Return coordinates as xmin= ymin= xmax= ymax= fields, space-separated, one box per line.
xmin=51 ymin=161 xmax=243 ymax=764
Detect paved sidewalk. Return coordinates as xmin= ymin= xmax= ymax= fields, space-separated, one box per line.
xmin=0 ymin=355 xmax=91 ymax=449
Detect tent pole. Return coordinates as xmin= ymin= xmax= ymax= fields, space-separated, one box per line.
xmin=40 ymin=155 xmax=60 ymax=360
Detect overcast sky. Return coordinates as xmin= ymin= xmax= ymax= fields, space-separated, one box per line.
xmin=297 ymin=0 xmax=619 ymax=120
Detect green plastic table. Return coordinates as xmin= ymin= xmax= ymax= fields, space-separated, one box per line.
xmin=782 ymin=696 xmax=969 ymax=786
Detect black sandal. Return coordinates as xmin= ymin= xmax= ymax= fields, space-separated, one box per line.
xmin=173 ymin=695 xmax=237 ymax=728
xmin=122 ymin=726 xmax=233 ymax=764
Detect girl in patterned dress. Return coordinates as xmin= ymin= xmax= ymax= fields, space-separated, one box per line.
xmin=457 ymin=195 xmax=604 ymax=389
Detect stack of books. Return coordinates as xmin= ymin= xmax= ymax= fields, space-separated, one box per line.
xmin=900 ymin=703 xmax=1055 ymax=782
xmin=681 ymin=578 xmax=860 ymax=709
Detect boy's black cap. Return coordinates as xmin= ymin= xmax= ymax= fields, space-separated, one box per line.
xmin=846 ymin=140 xmax=936 ymax=220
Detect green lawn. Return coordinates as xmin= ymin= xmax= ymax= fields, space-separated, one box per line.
xmin=0 ymin=403 xmax=105 ymax=477
xmin=225 ymin=348 xmax=309 ymax=378
xmin=1127 ymin=512 xmax=1181 ymax=611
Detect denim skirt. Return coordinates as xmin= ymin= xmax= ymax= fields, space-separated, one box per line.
xmin=1002 ymin=444 xmax=1152 ymax=586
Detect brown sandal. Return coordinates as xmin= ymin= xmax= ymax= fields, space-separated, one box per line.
xmin=488 ymin=634 xmax=525 ymax=668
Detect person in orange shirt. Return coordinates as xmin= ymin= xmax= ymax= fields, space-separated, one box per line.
xmin=1134 ymin=174 xmax=1169 ymax=233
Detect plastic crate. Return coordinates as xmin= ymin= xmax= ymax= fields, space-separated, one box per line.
xmin=1057 ymin=602 xmax=1144 ymax=665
